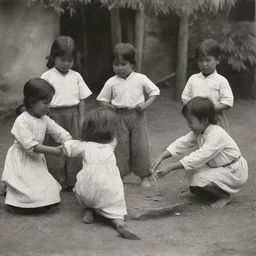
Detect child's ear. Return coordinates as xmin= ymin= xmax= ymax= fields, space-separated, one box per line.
xmin=203 ymin=117 xmax=209 ymax=125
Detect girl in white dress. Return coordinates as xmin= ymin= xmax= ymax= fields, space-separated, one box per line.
xmin=64 ymin=107 xmax=140 ymax=240
xmin=151 ymin=97 xmax=248 ymax=208
xmin=2 ymin=78 xmax=72 ymax=212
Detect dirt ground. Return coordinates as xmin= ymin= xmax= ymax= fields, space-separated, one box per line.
xmin=0 ymin=86 xmax=256 ymax=256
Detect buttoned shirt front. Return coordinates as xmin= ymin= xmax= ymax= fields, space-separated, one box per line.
xmin=181 ymin=71 xmax=233 ymax=107
xmin=97 ymin=72 xmax=160 ymax=108
xmin=41 ymin=68 xmax=92 ymax=107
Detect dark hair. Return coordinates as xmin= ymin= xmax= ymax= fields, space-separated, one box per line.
xmin=82 ymin=107 xmax=117 ymax=144
xmin=182 ymin=97 xmax=217 ymax=124
xmin=196 ymin=39 xmax=221 ymax=59
xmin=23 ymin=78 xmax=55 ymax=109
xmin=113 ymin=43 xmax=136 ymax=65
xmin=47 ymin=36 xmax=80 ymax=69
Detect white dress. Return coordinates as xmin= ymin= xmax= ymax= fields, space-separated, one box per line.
xmin=64 ymin=140 xmax=127 ymax=220
xmin=2 ymin=112 xmax=71 ymax=208
xmin=167 ymin=125 xmax=248 ymax=194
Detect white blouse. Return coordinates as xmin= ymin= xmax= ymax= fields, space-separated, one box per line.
xmin=41 ymin=68 xmax=92 ymax=107
xmin=167 ymin=125 xmax=241 ymax=171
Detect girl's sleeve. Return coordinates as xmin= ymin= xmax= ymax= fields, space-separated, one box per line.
xmin=11 ymin=117 xmax=38 ymax=153
xmin=181 ymin=77 xmax=193 ymax=104
xmin=41 ymin=71 xmax=49 ymax=81
xmin=45 ymin=116 xmax=72 ymax=144
xmin=219 ymin=77 xmax=234 ymax=107
xmin=167 ymin=131 xmax=197 ymax=157
xmin=77 ymin=73 xmax=92 ymax=100
xmin=180 ymin=130 xmax=225 ymax=171
xmin=63 ymin=140 xmax=84 ymax=157
xmin=96 ymin=81 xmax=112 ymax=102
xmin=142 ymin=75 xmax=160 ymax=97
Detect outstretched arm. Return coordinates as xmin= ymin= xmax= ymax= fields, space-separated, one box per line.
xmin=156 ymin=161 xmax=183 ymax=178
xmin=33 ymin=144 xmax=63 ymax=156
xmin=151 ymin=150 xmax=172 ymax=171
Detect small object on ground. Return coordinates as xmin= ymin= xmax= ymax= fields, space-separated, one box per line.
xmin=131 ymin=202 xmax=189 ymax=220
xmin=175 ymin=212 xmax=180 ymax=216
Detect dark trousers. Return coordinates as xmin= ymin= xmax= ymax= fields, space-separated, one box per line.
xmin=44 ymin=106 xmax=82 ymax=188
xmin=115 ymin=109 xmax=151 ymax=178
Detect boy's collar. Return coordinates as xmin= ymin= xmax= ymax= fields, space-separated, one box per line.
xmin=199 ymin=70 xmax=217 ymax=78
xmin=116 ymin=71 xmax=134 ymax=80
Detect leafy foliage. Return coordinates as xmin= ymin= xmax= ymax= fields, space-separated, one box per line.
xmin=190 ymin=14 xmax=256 ymax=71
xmin=27 ymin=0 xmax=237 ymax=15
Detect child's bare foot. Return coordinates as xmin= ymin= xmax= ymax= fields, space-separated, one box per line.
xmin=82 ymin=209 xmax=94 ymax=223
xmin=116 ymin=224 xmax=141 ymax=240
xmin=140 ymin=177 xmax=152 ymax=188
xmin=210 ymin=194 xmax=231 ymax=209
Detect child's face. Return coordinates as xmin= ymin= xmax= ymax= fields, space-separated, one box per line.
xmin=30 ymin=96 xmax=52 ymax=118
xmin=185 ymin=114 xmax=208 ymax=134
xmin=55 ymin=55 xmax=74 ymax=74
xmin=197 ymin=55 xmax=220 ymax=76
xmin=113 ymin=57 xmax=133 ymax=79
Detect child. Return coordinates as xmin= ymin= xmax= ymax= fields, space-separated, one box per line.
xmin=151 ymin=97 xmax=248 ymax=208
xmin=97 ymin=43 xmax=160 ymax=187
xmin=2 ymin=78 xmax=72 ymax=211
xmin=63 ymin=107 xmax=140 ymax=240
xmin=41 ymin=35 xmax=92 ymax=190
xmin=181 ymin=39 xmax=233 ymax=132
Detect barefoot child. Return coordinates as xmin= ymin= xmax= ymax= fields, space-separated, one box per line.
xmin=97 ymin=43 xmax=160 ymax=187
xmin=2 ymin=78 xmax=72 ymax=212
xmin=64 ymin=107 xmax=140 ymax=240
xmin=152 ymin=97 xmax=248 ymax=208
xmin=181 ymin=39 xmax=233 ymax=132
xmin=41 ymin=36 xmax=92 ymax=190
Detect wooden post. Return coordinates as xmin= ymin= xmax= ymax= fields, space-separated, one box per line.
xmin=134 ymin=8 xmax=145 ymax=72
xmin=252 ymin=0 xmax=256 ymax=98
xmin=110 ymin=8 xmax=122 ymax=50
xmin=175 ymin=11 xmax=189 ymax=101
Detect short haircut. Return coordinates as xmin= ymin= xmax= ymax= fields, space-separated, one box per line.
xmin=82 ymin=107 xmax=117 ymax=144
xmin=182 ymin=97 xmax=217 ymax=124
xmin=23 ymin=78 xmax=55 ymax=109
xmin=196 ymin=39 xmax=221 ymax=59
xmin=113 ymin=43 xmax=136 ymax=65
xmin=47 ymin=35 xmax=80 ymax=69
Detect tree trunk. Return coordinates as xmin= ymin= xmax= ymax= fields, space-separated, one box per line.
xmin=252 ymin=0 xmax=256 ymax=98
xmin=81 ymin=4 xmax=88 ymax=78
xmin=175 ymin=11 xmax=189 ymax=101
xmin=134 ymin=9 xmax=145 ymax=72
xmin=110 ymin=8 xmax=122 ymax=50
xmin=123 ymin=9 xmax=134 ymax=44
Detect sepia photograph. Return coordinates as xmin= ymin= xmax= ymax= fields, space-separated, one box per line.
xmin=0 ymin=0 xmax=255 ymax=255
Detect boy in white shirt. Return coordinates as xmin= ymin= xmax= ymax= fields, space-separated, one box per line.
xmin=97 ymin=43 xmax=160 ymax=187
xmin=182 ymin=39 xmax=233 ymax=132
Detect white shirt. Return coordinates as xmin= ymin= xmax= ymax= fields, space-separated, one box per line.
xmin=167 ymin=125 xmax=241 ymax=171
xmin=97 ymin=72 xmax=160 ymax=108
xmin=181 ymin=71 xmax=233 ymax=107
xmin=41 ymin=68 xmax=92 ymax=107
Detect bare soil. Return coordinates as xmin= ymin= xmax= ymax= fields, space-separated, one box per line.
xmin=0 ymin=87 xmax=255 ymax=256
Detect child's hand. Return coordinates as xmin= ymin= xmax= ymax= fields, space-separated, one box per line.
xmin=135 ymin=103 xmax=146 ymax=112
xmin=154 ymin=169 xmax=169 ymax=179
xmin=54 ymin=145 xmax=64 ymax=156
xmin=151 ymin=157 xmax=163 ymax=171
